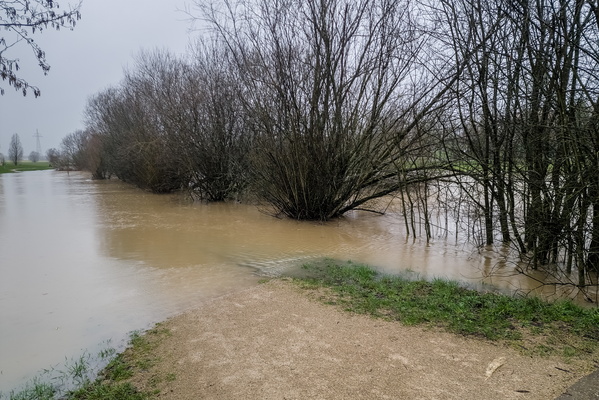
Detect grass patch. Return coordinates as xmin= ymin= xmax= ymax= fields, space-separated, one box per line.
xmin=0 ymin=161 xmax=53 ymax=174
xmin=1 ymin=378 xmax=56 ymax=400
xmin=0 ymin=328 xmax=168 ymax=400
xmin=64 ymin=327 xmax=171 ymax=400
xmin=72 ymin=325 xmax=173 ymax=399
xmin=65 ymin=382 xmax=148 ymax=400
xmin=93 ymin=330 xmax=162 ymax=380
xmin=294 ymin=260 xmax=599 ymax=358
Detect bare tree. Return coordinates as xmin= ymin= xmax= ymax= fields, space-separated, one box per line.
xmin=435 ymin=0 xmax=599 ymax=297
xmin=28 ymin=150 xmax=40 ymax=162
xmin=60 ymin=130 xmax=86 ymax=170
xmin=84 ymin=56 xmax=191 ymax=193
xmin=82 ymin=48 xmax=252 ymax=196
xmin=46 ymin=147 xmax=60 ymax=166
xmin=81 ymin=130 xmax=109 ymax=179
xmin=182 ymin=41 xmax=251 ymax=201
xmin=8 ymin=133 xmax=23 ymax=165
xmin=1 ymin=0 xmax=82 ymax=96
xmin=196 ymin=0 xmax=435 ymax=220
xmin=84 ymin=87 xmax=129 ymax=177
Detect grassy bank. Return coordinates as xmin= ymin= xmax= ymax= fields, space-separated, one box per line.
xmin=0 ymin=161 xmax=54 ymax=174
xmin=292 ymin=260 xmax=599 ymax=358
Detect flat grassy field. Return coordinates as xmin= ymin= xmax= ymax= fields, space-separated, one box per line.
xmin=0 ymin=161 xmax=53 ymax=174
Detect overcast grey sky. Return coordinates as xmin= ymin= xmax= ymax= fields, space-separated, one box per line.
xmin=0 ymin=0 xmax=194 ymax=156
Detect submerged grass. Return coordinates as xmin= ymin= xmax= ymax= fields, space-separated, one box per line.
xmin=66 ymin=381 xmax=147 ymax=400
xmin=2 ymin=378 xmax=56 ymax=400
xmin=66 ymin=325 xmax=172 ymax=399
xmin=293 ymin=260 xmax=599 ymax=358
xmin=0 ymin=328 xmax=167 ymax=400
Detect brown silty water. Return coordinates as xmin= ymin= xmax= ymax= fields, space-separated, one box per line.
xmin=0 ymin=170 xmax=594 ymax=392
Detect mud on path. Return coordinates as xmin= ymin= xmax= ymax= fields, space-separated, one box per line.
xmin=128 ymin=280 xmax=594 ymax=399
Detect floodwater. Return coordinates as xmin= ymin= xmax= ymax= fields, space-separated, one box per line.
xmin=0 ymin=171 xmax=592 ymax=392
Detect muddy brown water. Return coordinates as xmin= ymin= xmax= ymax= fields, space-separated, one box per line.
xmin=0 ymin=170 xmax=592 ymax=392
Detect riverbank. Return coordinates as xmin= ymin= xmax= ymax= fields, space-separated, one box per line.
xmin=86 ymin=274 xmax=597 ymax=399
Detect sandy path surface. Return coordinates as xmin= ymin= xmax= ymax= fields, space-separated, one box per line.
xmin=131 ymin=280 xmax=592 ymax=399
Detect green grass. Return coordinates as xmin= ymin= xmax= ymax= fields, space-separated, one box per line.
xmin=1 ymin=378 xmax=56 ymax=400
xmin=100 ymin=330 xmax=163 ymax=382
xmin=61 ymin=328 xmax=167 ymax=399
xmin=66 ymin=382 xmax=148 ymax=400
xmin=0 ymin=161 xmax=53 ymax=174
xmin=294 ymin=260 xmax=599 ymax=357
xmin=0 ymin=331 xmax=162 ymax=400
xmin=67 ymin=326 xmax=172 ymax=399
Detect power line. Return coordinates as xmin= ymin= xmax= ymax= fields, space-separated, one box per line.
xmin=34 ymin=129 xmax=42 ymax=155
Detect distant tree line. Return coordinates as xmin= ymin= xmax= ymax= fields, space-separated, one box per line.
xmin=55 ymin=0 xmax=599 ymax=293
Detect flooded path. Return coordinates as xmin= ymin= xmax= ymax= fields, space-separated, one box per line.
xmin=0 ymin=171 xmax=582 ymax=392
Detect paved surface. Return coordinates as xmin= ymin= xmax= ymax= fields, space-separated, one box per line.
xmin=556 ymin=369 xmax=599 ymax=399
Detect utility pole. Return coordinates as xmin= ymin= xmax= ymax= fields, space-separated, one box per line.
xmin=34 ymin=129 xmax=42 ymax=156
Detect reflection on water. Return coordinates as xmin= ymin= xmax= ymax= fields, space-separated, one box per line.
xmin=0 ymin=171 xmax=593 ymax=392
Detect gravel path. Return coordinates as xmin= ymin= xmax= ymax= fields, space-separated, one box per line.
xmin=130 ymin=279 xmax=593 ymax=399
